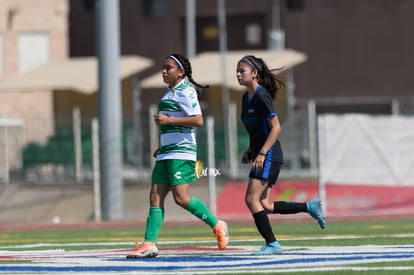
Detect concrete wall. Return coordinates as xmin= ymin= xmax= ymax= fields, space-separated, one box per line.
xmin=0 ymin=0 xmax=69 ymax=142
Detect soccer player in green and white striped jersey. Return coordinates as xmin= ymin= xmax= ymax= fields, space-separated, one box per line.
xmin=127 ymin=54 xmax=229 ymax=258
xmin=156 ymin=77 xmax=200 ymax=161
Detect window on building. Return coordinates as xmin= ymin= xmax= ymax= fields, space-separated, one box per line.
xmin=245 ymin=24 xmax=262 ymax=46
xmin=18 ymin=32 xmax=49 ymax=73
xmin=143 ymin=0 xmax=168 ymax=17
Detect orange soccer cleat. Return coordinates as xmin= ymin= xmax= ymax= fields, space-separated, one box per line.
xmin=212 ymin=220 xmax=229 ymax=250
xmin=126 ymin=242 xmax=159 ymax=258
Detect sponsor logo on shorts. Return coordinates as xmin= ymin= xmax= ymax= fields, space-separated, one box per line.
xmin=174 ymin=171 xmax=182 ymax=180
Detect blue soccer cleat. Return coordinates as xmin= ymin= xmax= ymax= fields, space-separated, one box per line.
xmin=307 ymin=198 xmax=326 ymax=229
xmin=254 ymin=241 xmax=283 ymax=255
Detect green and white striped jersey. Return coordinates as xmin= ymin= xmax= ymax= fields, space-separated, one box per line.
xmin=156 ymin=79 xmax=202 ymax=161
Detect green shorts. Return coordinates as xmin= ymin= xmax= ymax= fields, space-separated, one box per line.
xmin=151 ymin=159 xmax=196 ymax=185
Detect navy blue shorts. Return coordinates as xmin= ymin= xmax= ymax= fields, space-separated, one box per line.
xmin=249 ymin=161 xmax=282 ymax=186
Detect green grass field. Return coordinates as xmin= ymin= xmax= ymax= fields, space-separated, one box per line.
xmin=0 ymin=218 xmax=413 ymax=274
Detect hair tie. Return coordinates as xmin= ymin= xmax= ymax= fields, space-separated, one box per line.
xmin=169 ymin=55 xmax=184 ymax=69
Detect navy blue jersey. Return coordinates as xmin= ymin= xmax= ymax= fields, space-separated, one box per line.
xmin=241 ymin=85 xmax=283 ymax=163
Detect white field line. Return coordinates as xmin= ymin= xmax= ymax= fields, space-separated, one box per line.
xmin=1 ymin=233 xmax=413 ymax=249
xmin=19 ymin=266 xmax=414 ymax=275
xmin=1 ymin=244 xmax=414 ymax=274
xmin=122 ymin=266 xmax=414 ymax=275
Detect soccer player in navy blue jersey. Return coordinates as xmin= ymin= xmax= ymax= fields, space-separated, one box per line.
xmin=237 ymin=55 xmax=326 ymax=255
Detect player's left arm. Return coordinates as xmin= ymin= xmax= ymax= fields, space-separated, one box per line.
xmin=155 ymin=113 xmax=203 ymax=127
xmin=257 ymin=91 xmax=282 ymax=155
xmin=252 ymin=114 xmax=281 ymax=170
xmin=259 ymin=115 xmax=282 ymax=155
xmin=154 ymin=88 xmax=203 ymax=127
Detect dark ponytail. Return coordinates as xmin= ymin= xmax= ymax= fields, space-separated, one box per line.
xmin=239 ymin=55 xmax=284 ymax=99
xmin=169 ymin=53 xmax=209 ymax=94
